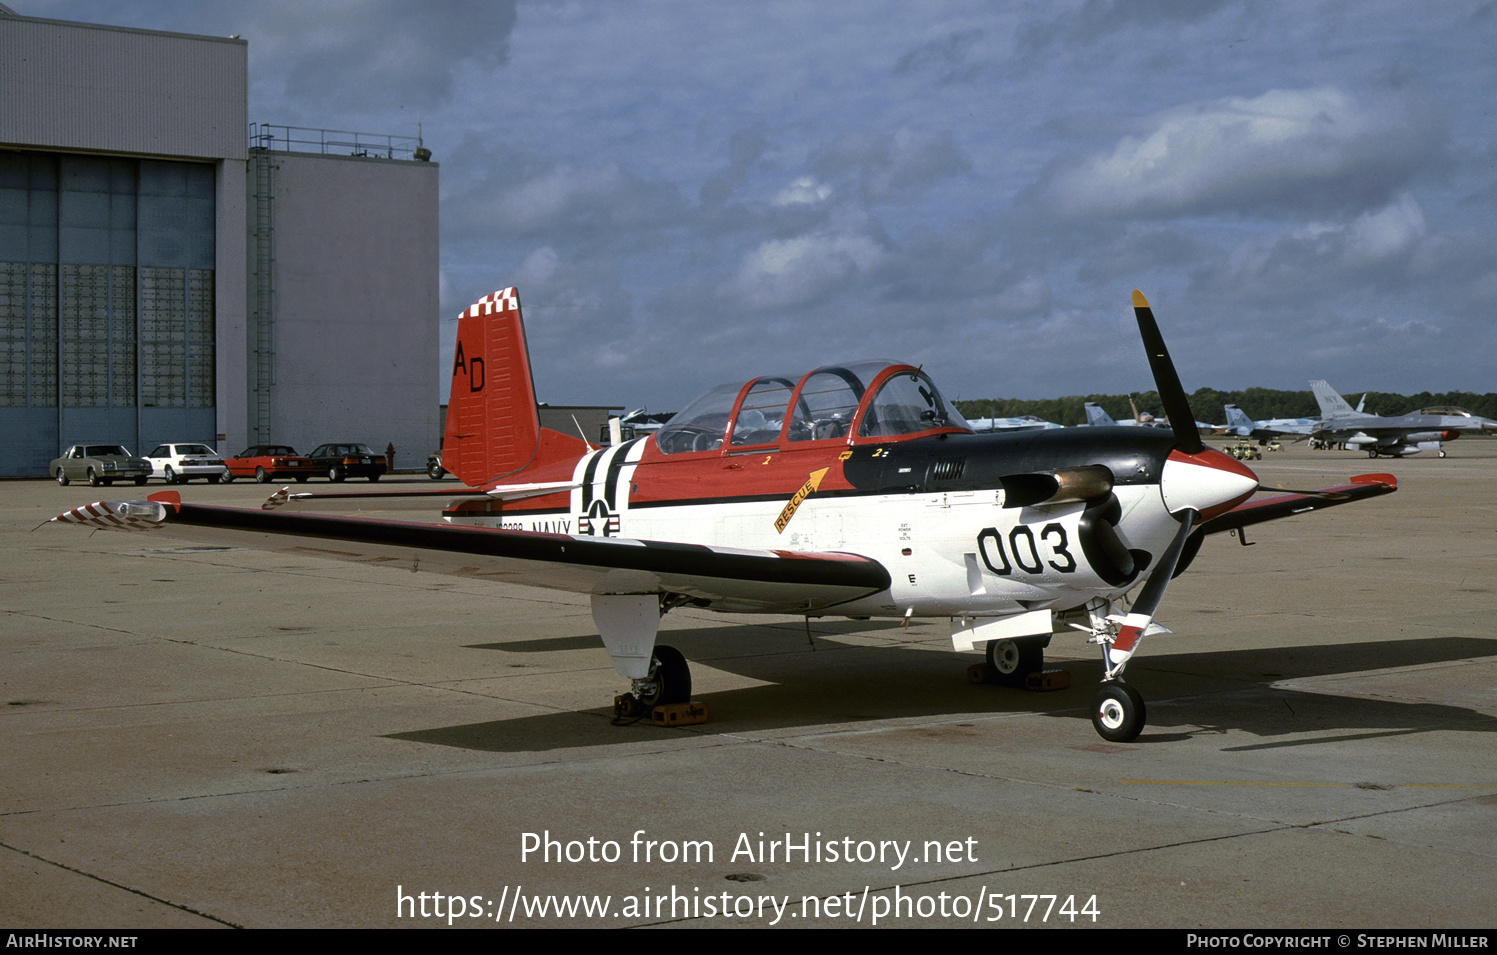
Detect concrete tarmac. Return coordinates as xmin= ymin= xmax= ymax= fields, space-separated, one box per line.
xmin=4 ymin=441 xmax=1495 ymax=929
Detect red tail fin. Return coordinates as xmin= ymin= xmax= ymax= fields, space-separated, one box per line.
xmin=442 ymin=288 xmax=589 ymax=486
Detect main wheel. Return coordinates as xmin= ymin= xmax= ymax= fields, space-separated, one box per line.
xmin=986 ymin=637 xmax=1042 ymax=687
xmin=636 ymin=645 xmax=691 ymax=708
xmin=1092 ymin=681 xmax=1146 ymax=742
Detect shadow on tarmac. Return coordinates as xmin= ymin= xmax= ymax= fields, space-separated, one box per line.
xmin=387 ymin=633 xmax=1497 ymax=753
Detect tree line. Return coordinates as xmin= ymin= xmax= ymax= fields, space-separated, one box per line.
xmin=954 ymin=388 xmax=1497 ymax=427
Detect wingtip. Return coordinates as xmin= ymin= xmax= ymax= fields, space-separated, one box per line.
xmin=1131 ymin=289 xmax=1149 ymax=308
xmin=1351 ymin=472 xmax=1399 ymax=490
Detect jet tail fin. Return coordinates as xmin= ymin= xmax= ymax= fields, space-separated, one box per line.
xmin=1309 ymin=379 xmax=1357 ymax=420
xmin=1084 ymin=402 xmax=1117 ymax=427
xmin=442 ymin=288 xmax=590 ymax=487
xmin=1223 ymin=404 xmax=1255 ymax=433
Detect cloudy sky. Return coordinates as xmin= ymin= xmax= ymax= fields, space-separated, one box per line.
xmin=24 ymin=1 xmax=1497 ymax=411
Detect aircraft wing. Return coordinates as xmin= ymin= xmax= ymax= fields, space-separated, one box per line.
xmin=50 ymin=494 xmax=891 ymax=615
xmin=1199 ymin=473 xmax=1398 ymax=535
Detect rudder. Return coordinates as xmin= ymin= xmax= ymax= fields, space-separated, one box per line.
xmin=443 ymin=288 xmax=589 ymax=486
xmin=1308 ymin=379 xmax=1356 ymax=420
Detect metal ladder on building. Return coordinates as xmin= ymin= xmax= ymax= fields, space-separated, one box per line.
xmin=249 ymin=148 xmax=275 ymax=443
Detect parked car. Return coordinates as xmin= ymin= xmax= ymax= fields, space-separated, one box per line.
xmin=224 ymin=445 xmax=314 ymax=483
xmin=427 ymin=451 xmax=446 ymax=479
xmin=307 ymin=443 xmax=387 ymax=482
xmin=144 ymin=443 xmax=229 ymax=484
xmin=49 ymin=444 xmax=152 ymax=487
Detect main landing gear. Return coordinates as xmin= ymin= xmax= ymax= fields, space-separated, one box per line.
xmin=613 ymin=644 xmax=706 ymax=724
xmin=984 ymin=636 xmax=1046 ymax=688
xmin=631 ymin=645 xmax=692 ymax=709
xmin=594 ymin=594 xmax=706 ymax=725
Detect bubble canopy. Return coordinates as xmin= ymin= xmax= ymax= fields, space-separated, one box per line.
xmin=655 ymin=360 xmax=971 ymax=455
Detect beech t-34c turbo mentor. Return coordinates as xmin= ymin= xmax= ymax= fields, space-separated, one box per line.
xmin=53 ymin=289 xmax=1398 ymax=741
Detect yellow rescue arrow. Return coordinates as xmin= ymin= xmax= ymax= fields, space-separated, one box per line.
xmin=775 ymin=467 xmax=829 ymax=534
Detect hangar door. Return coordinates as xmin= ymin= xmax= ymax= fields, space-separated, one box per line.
xmin=0 ymin=153 xmax=216 ymax=476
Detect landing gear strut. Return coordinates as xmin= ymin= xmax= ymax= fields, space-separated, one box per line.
xmin=1072 ymin=597 xmax=1160 ymax=742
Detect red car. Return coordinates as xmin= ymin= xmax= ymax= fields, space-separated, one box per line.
xmin=224 ymin=445 xmax=314 ymax=483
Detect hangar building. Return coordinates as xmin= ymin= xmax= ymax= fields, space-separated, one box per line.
xmin=0 ymin=8 xmax=439 ymax=478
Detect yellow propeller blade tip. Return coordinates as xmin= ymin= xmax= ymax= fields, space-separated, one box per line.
xmin=1132 ymin=290 xmax=1149 ymax=308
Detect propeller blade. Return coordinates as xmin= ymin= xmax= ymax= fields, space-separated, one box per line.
xmin=1130 ymin=508 xmax=1197 ymax=622
xmin=1104 ymin=508 xmax=1198 ymax=674
xmin=1132 ymin=290 xmax=1203 ymax=455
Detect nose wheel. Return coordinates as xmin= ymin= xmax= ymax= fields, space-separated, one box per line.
xmin=1091 ymin=681 xmax=1146 ymax=742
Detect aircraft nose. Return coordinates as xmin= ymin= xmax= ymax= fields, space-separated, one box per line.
xmin=1160 ymin=447 xmax=1258 ymax=520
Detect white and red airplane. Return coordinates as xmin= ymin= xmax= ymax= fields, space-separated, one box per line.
xmin=53 ymin=289 xmax=1397 ymax=741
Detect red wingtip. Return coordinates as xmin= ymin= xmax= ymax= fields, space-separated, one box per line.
xmin=147 ymin=490 xmax=182 ymax=510
xmin=1351 ymin=473 xmax=1399 ymax=490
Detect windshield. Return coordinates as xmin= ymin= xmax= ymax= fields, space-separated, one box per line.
xmin=858 ymin=369 xmax=970 ymax=437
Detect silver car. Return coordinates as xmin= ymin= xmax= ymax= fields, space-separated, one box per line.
xmin=50 ymin=445 xmax=152 ymax=487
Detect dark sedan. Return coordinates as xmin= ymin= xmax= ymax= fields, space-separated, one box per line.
xmin=307 ymin=443 xmax=388 ymax=482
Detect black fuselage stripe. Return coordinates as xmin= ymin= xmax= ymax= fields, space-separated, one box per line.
xmin=604 ymin=439 xmax=640 ymax=510
xmin=580 ymin=448 xmax=606 ymax=510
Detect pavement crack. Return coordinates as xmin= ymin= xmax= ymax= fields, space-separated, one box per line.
xmin=0 ymin=839 xmax=243 ymax=927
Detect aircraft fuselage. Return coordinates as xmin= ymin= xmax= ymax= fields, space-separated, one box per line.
xmin=445 ymin=425 xmax=1250 ymax=621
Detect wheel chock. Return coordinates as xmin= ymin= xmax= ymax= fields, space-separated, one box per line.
xmin=651 ymin=701 xmax=709 ymax=726
xmin=1026 ymin=668 xmax=1070 ymax=691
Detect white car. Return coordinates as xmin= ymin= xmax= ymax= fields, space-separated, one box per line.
xmin=144 ymin=443 xmax=229 ymax=484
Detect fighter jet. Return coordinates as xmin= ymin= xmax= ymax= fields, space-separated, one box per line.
xmin=1309 ymin=380 xmax=1497 ymax=457
xmin=1223 ymin=405 xmax=1316 ymax=445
